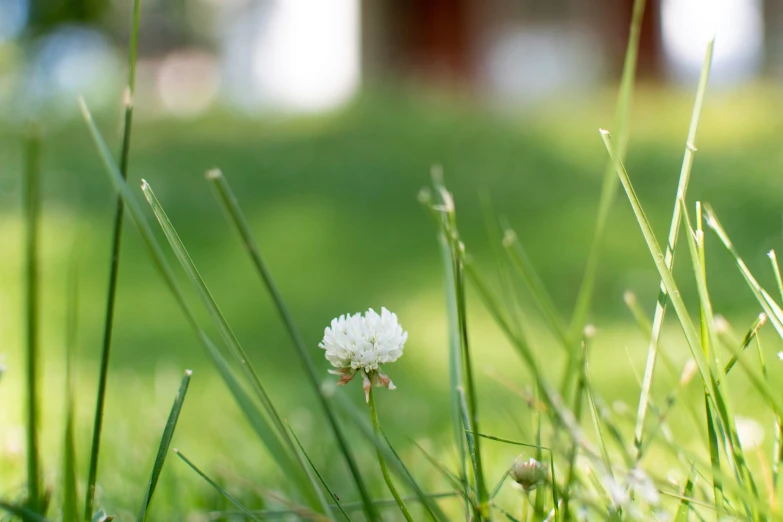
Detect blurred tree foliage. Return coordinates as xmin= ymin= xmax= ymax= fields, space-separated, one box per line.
xmin=28 ymin=0 xmax=108 ymax=35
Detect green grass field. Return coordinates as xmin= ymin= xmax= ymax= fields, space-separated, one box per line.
xmin=1 ymin=83 xmax=783 ymax=520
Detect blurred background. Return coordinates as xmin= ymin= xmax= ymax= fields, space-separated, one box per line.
xmin=1 ymin=0 xmax=783 ymax=519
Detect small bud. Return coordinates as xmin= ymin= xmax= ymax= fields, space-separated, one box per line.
xmin=758 ymin=313 xmax=767 ymax=326
xmin=510 ymin=456 xmax=547 ymax=492
xmin=502 ymin=229 xmax=517 ymax=248
xmin=623 ymin=291 xmax=636 ymax=306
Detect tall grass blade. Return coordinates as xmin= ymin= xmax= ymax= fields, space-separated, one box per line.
xmin=430 ymin=175 xmax=489 ymax=519
xmin=438 ymin=231 xmax=470 ymax=517
xmin=568 ymin=0 xmax=646 ymax=346
xmin=633 ymin=40 xmax=714 ymax=460
xmin=286 ymin=423 xmax=351 ymax=522
xmin=673 ymin=467 xmax=697 ymax=522
xmin=23 ymin=122 xmax=42 ymax=513
xmin=205 ymin=169 xmax=378 ymax=521
xmin=333 ymin=394 xmax=450 ymax=522
xmin=140 ymin=180 xmax=329 ymax=513
xmin=79 ymin=100 xmax=320 ymax=510
xmin=85 ymin=0 xmax=142 ymax=516
xmin=138 ymin=369 xmax=192 ymax=522
xmin=0 ymin=502 xmax=51 ymax=522
xmin=63 ymin=259 xmax=80 ymax=522
xmin=368 ymin=389 xmax=414 ymax=521
xmin=600 ymin=129 xmax=714 ymax=399
xmin=503 ymin=229 xmax=567 ymax=346
xmin=173 ymin=449 xmax=263 ymax=522
xmin=723 ymin=314 xmax=765 ymax=374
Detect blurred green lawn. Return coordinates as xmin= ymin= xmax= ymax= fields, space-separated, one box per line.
xmin=1 ymin=86 xmax=782 ymax=518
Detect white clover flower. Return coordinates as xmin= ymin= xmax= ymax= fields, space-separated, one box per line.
xmin=319 ymin=307 xmax=407 ymax=401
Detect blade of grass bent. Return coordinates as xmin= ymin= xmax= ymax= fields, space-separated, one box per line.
xmin=138 ymin=370 xmax=192 ymax=522
xmin=79 ymin=100 xmax=322 ymax=511
xmin=85 ymin=1 xmax=142 ymax=517
xmin=600 ymin=130 xmax=715 ymax=401
xmin=206 ymin=169 xmax=378 ymax=521
xmin=23 ymin=122 xmax=42 ymax=513
xmin=140 ymin=181 xmax=329 ymax=514
xmin=173 ymin=449 xmax=263 ymax=522
xmin=634 ymin=39 xmax=714 ymax=460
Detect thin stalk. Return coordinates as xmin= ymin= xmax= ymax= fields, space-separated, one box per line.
xmin=23 ymin=123 xmax=42 ymax=513
xmin=438 ymin=232 xmax=470 ymax=518
xmin=206 ymin=169 xmax=378 ymax=521
xmin=562 ymin=340 xmax=587 ymax=521
xmin=85 ymin=0 xmax=142 ymax=518
xmin=368 ymin=389 xmax=414 ymax=522
xmin=173 ymin=449 xmax=263 ymax=522
xmin=566 ymin=0 xmax=647 ymax=403
xmin=633 ymin=39 xmax=714 ymax=461
xmin=63 ymin=258 xmax=80 ymax=522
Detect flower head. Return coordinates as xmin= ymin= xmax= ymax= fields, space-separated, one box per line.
xmin=510 ymin=456 xmax=548 ymax=492
xmin=319 ymin=307 xmax=407 ymax=401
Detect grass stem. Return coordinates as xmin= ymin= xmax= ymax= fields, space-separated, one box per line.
xmin=23 ymin=122 xmax=42 ymax=513
xmin=84 ymin=1 xmax=142 ymax=518
xmin=368 ymin=388 xmax=414 ymax=522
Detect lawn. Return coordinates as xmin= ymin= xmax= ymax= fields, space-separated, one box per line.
xmin=1 ymin=85 xmax=782 ymax=519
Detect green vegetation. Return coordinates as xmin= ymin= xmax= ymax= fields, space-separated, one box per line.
xmin=2 ymin=3 xmax=783 ymax=519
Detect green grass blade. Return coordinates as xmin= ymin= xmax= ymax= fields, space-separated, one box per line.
xmin=286 ymin=422 xmax=351 ymax=522
xmin=411 ymin=441 xmax=467 ymax=497
xmin=333 ymin=394 xmax=450 ymax=522
xmin=723 ymin=314 xmax=765 ymax=374
xmin=23 ymin=122 xmax=42 ymax=513
xmin=0 ymin=502 xmax=52 ymax=522
xmin=600 ymin=129 xmax=714 ymax=400
xmin=503 ymin=228 xmax=568 ymax=346
xmin=673 ymin=467 xmax=697 ymax=522
xmin=78 ymin=100 xmax=317 ymax=508
xmin=205 ymin=169 xmax=378 ymax=521
xmin=141 ymin=180 xmax=330 ymax=512
xmin=633 ymin=39 xmax=714 ymax=460
xmin=85 ymin=0 xmax=142 ymax=516
xmin=138 ymin=369 xmax=192 ymax=522
xmin=768 ymin=250 xmax=783 ymax=301
xmin=704 ymin=205 xmax=783 ymax=341
xmin=430 ymin=177 xmax=489 ymax=519
xmin=562 ymin=340 xmax=588 ymax=521
xmin=173 ymin=449 xmax=263 ymax=522
xmin=368 ymin=389 xmax=414 ymax=521
xmin=437 ymin=232 xmax=470 ymax=516
xmin=63 ymin=258 xmax=80 ymax=522
xmin=568 ymin=0 xmax=646 ymax=346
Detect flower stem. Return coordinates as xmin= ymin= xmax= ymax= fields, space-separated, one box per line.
xmin=368 ymin=388 xmax=414 ymax=522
